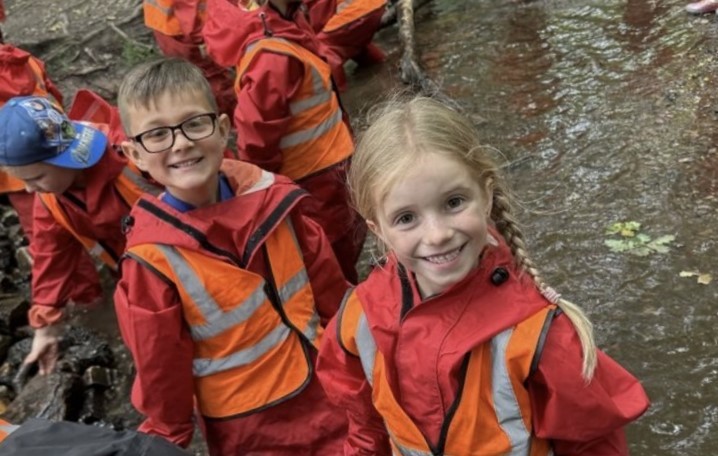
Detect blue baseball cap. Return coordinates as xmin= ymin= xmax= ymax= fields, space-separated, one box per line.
xmin=0 ymin=96 xmax=107 ymax=169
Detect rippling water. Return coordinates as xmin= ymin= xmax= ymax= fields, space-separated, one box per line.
xmin=345 ymin=1 xmax=718 ymax=453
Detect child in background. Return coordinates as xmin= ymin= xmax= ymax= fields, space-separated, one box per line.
xmin=315 ymin=0 xmax=387 ymax=69
xmin=0 ymin=43 xmax=65 ymax=242
xmin=0 ymin=95 xmax=161 ymax=375
xmin=143 ymin=0 xmax=236 ymax=115
xmin=317 ymin=97 xmax=650 ymax=455
xmin=202 ymin=0 xmax=366 ymax=283
xmin=116 ymin=58 xmax=349 ymax=455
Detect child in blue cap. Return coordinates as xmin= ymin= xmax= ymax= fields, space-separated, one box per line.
xmin=0 ymin=95 xmax=161 ymax=375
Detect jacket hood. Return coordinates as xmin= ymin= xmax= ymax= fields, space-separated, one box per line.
xmin=203 ymin=0 xmax=328 ymax=67
xmin=124 ymin=162 xmax=307 ymax=266
xmin=0 ymin=44 xmax=31 ymax=65
xmin=0 ymin=45 xmax=40 ymax=104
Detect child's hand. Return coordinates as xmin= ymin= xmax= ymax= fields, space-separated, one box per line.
xmin=22 ymin=323 xmax=63 ymax=375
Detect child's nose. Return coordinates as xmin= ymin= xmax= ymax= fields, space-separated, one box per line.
xmin=424 ymin=216 xmax=453 ymax=245
xmin=171 ymin=128 xmax=194 ymax=151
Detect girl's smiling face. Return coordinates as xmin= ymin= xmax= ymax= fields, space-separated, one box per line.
xmin=370 ymin=152 xmax=493 ymax=298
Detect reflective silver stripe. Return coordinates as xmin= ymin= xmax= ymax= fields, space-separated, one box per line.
xmin=491 ymin=328 xmax=531 ymax=456
xmin=303 ymin=308 xmax=320 ymax=343
xmin=392 ymin=441 xmax=432 ymax=456
xmin=193 ymin=324 xmax=291 ymax=376
xmin=355 ymin=312 xmax=376 ymax=386
xmin=336 ymin=0 xmax=353 ymax=13
xmin=289 ymin=91 xmax=332 ymax=115
xmin=279 ymin=109 xmax=342 ymax=149
xmin=156 ymin=245 xmax=266 ymax=341
xmin=144 ymin=0 xmax=172 ymax=15
xmin=88 ymin=243 xmax=105 ymax=258
xmin=122 ymin=167 xmax=162 ymax=196
xmin=0 ymin=423 xmax=18 ymax=435
xmin=277 ymin=268 xmax=310 ymax=303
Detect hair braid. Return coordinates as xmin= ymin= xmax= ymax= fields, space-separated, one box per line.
xmin=491 ymin=184 xmax=598 ymax=380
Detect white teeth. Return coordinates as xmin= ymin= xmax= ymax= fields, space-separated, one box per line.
xmin=171 ymin=158 xmax=200 ymax=168
xmin=424 ymin=248 xmax=461 ymax=264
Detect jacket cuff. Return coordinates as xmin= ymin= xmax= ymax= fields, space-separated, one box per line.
xmin=28 ymin=305 xmax=65 ymax=328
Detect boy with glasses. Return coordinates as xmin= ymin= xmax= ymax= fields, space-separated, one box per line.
xmin=0 ymin=95 xmax=161 ymax=375
xmin=116 ymin=58 xmax=349 ymax=454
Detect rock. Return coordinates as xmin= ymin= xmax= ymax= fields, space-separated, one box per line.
xmin=0 ymin=295 xmax=29 ymax=335
xmin=57 ymin=327 xmax=114 ymax=374
xmin=2 ymin=371 xmax=83 ymax=422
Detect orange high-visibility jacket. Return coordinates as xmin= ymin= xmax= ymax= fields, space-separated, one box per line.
xmin=322 ymin=0 xmax=387 ymax=33
xmin=124 ymin=166 xmax=322 ymax=418
xmin=0 ymin=419 xmax=17 ymax=444
xmin=38 ymin=160 xmax=159 ymax=271
xmin=337 ymin=289 xmax=554 ymax=456
xmin=237 ymin=37 xmax=353 ymax=181
xmin=143 ymin=0 xmax=207 ymax=36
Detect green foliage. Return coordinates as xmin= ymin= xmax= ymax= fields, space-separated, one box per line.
xmin=121 ymin=41 xmax=156 ymax=66
xmin=604 ymin=221 xmax=675 ymax=256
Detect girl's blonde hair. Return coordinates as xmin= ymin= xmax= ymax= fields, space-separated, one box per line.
xmin=349 ymin=96 xmax=597 ymax=380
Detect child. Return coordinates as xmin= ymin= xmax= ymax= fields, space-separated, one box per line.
xmin=0 ymin=43 xmax=65 ymax=242
xmin=115 ymin=58 xmax=349 ymax=455
xmin=143 ymin=0 xmax=236 ymax=115
xmin=314 ymin=0 xmax=387 ymax=69
xmin=317 ymin=97 xmax=650 ymax=455
xmin=203 ymin=0 xmax=367 ymax=283
xmin=0 ymin=95 xmax=161 ymax=375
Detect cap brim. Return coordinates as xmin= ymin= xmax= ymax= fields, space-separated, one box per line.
xmin=43 ymin=122 xmax=107 ymax=169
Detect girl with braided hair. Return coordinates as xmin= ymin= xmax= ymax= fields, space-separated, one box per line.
xmin=317 ymin=96 xmax=649 ymax=455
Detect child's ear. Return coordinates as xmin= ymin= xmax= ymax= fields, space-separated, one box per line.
xmin=366 ymin=219 xmax=387 ymax=243
xmin=120 ymin=140 xmax=147 ymax=171
xmin=217 ymin=113 xmax=231 ymax=141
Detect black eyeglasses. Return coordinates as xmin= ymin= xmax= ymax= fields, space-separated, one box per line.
xmin=132 ymin=113 xmax=218 ymax=153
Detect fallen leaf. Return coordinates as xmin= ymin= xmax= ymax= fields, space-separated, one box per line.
xmin=698 ymin=274 xmax=712 ymax=285
xmin=680 ymin=271 xmax=699 ymax=277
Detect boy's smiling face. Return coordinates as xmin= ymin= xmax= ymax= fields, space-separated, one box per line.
xmin=121 ymin=90 xmax=230 ymax=208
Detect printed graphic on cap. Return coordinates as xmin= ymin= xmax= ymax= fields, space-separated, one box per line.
xmin=71 ymin=127 xmax=94 ymax=165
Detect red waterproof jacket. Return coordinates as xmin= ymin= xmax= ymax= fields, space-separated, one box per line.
xmin=202 ymin=0 xmax=365 ymax=282
xmin=0 ymin=44 xmax=63 ymax=107
xmin=203 ymin=0 xmax=345 ymax=138
xmin=317 ymin=232 xmax=650 ymax=455
xmin=28 ymin=144 xmax=161 ymax=328
xmin=114 ymin=161 xmax=349 ymax=455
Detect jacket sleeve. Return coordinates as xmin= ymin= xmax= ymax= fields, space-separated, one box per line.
xmin=235 ymin=52 xmax=304 ymax=174
xmin=291 ymin=210 xmax=349 ymax=325
xmin=28 ymin=197 xmax=102 ymax=328
xmin=317 ymin=314 xmax=392 ymax=455
xmin=528 ymin=314 xmax=650 ymax=455
xmin=114 ymin=258 xmax=196 ymax=448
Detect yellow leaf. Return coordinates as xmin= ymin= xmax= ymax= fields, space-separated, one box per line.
xmin=698 ymin=274 xmax=712 ymax=285
xmin=620 ymin=228 xmax=635 ymax=237
xmin=679 ymin=271 xmax=699 ymax=277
